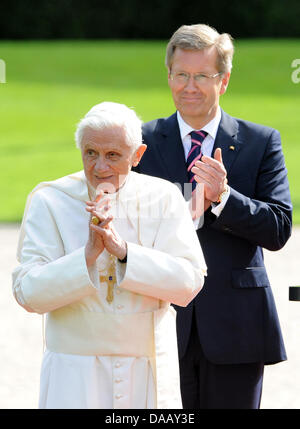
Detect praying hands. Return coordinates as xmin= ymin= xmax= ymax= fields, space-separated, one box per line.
xmin=85 ymin=191 xmax=127 ymax=267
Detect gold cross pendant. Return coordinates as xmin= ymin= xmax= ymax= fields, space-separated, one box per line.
xmin=99 ymin=273 xmax=116 ymax=303
xmin=99 ymin=256 xmax=116 ymax=303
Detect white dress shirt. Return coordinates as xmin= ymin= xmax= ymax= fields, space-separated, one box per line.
xmin=177 ymin=107 xmax=230 ymax=218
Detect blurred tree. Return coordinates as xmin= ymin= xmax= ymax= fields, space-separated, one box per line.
xmin=1 ymin=0 xmax=300 ymax=39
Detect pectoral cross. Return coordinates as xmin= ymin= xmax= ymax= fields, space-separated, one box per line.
xmin=99 ymin=255 xmax=116 ymax=303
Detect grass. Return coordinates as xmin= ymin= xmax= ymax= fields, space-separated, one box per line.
xmin=0 ymin=39 xmax=299 ymax=222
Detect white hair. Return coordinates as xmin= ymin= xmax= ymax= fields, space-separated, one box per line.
xmin=75 ymin=102 xmax=143 ymax=150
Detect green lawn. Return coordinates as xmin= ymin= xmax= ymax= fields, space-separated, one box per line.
xmin=0 ymin=39 xmax=299 ymax=222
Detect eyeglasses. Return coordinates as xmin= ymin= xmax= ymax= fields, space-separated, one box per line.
xmin=170 ymin=71 xmax=222 ymax=85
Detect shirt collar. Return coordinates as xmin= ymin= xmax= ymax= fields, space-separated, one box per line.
xmin=177 ymin=106 xmax=221 ymax=140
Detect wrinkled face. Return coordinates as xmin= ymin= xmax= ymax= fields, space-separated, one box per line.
xmin=168 ymin=47 xmax=230 ymax=129
xmin=81 ymin=126 xmax=146 ymax=192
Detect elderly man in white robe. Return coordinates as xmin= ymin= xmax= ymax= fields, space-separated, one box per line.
xmin=12 ymin=102 xmax=206 ymax=409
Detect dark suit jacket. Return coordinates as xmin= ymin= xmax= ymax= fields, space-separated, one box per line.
xmin=135 ymin=109 xmax=292 ymax=365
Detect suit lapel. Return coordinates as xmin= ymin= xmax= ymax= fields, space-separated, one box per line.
xmin=213 ymin=110 xmax=241 ymax=175
xmin=154 ymin=110 xmax=242 ymax=190
xmin=155 ymin=113 xmax=189 ymax=186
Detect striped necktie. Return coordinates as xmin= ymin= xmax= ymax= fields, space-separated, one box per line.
xmin=187 ymin=130 xmax=208 ymax=191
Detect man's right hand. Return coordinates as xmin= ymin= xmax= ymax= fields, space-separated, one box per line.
xmin=192 ymin=148 xmax=228 ymax=204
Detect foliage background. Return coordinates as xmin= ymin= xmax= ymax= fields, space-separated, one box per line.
xmin=0 ymin=1 xmax=299 ymax=222
xmin=1 ymin=0 xmax=300 ymax=39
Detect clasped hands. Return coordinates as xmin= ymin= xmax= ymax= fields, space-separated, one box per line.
xmin=85 ymin=191 xmax=127 ymax=267
xmin=189 ymin=148 xmax=228 ymax=220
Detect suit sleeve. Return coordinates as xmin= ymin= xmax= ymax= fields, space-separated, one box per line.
xmin=211 ymin=129 xmax=292 ymax=251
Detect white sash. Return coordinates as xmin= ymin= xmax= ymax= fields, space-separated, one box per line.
xmin=46 ymin=305 xmax=155 ymax=357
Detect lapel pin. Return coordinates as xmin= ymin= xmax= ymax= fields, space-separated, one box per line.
xmin=229 ymin=145 xmax=235 ymax=151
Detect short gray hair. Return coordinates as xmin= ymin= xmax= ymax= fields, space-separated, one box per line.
xmin=166 ymin=24 xmax=234 ymax=74
xmin=75 ymin=102 xmax=143 ymax=150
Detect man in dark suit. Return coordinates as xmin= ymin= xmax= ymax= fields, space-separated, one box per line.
xmin=134 ymin=24 xmax=292 ymax=408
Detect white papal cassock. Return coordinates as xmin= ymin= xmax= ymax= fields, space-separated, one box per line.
xmin=12 ymin=170 xmax=206 ymax=409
